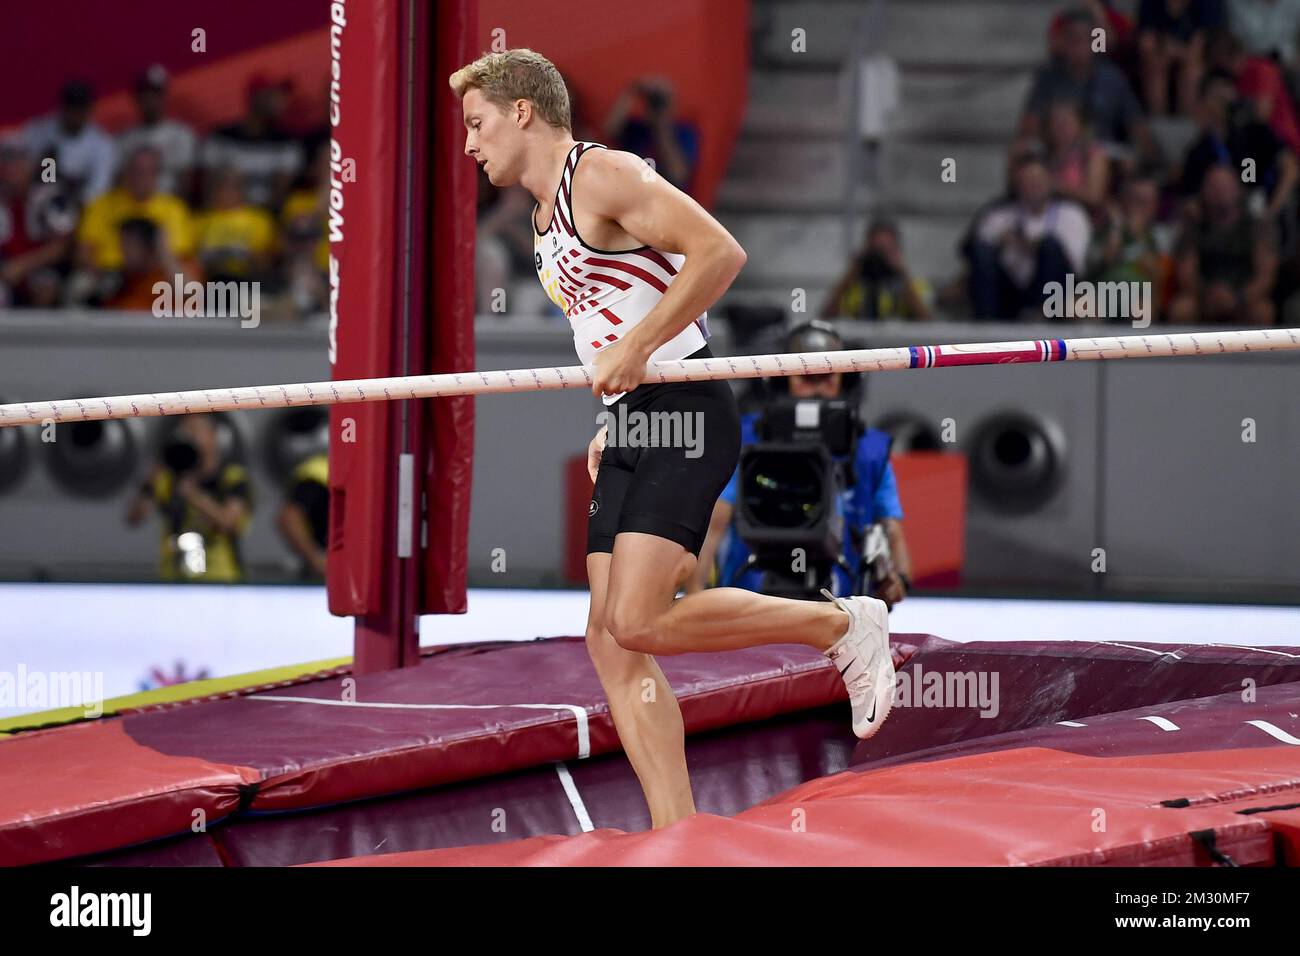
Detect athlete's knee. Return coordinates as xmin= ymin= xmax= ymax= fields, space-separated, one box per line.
xmin=585 ymin=623 xmax=652 ymax=691
xmin=584 ymin=622 xmax=623 ymax=662
xmin=605 ymin=602 xmax=661 ymax=654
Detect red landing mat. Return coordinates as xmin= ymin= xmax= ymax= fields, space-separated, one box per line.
xmin=0 ymin=639 xmax=845 ymax=866
xmin=320 ymin=679 xmax=1300 ymax=867
xmin=6 ymin=633 xmax=1299 ymax=867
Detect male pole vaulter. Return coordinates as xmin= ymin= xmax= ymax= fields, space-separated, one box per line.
xmin=450 ymin=49 xmax=894 ymax=828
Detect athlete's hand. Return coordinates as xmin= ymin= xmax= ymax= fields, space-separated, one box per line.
xmin=592 ymin=337 xmax=651 ymax=398
xmin=587 ymin=424 xmax=608 ymax=483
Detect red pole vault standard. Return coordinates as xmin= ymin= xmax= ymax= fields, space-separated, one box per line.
xmin=324 ymin=0 xmax=474 ymax=672
xmin=424 ymin=0 xmax=478 ymax=617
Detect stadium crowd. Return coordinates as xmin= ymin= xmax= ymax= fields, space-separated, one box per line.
xmin=0 ymin=66 xmax=329 ymax=318
xmin=826 ymin=1 xmax=1300 ymax=325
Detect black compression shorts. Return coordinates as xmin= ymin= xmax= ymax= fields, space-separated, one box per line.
xmin=587 ymin=344 xmax=741 ymax=557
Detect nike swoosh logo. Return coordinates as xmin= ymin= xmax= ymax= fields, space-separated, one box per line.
xmin=865 ymin=699 xmax=876 ymax=722
xmin=838 ymin=661 xmax=853 ymax=676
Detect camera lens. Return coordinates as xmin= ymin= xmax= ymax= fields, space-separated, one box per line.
xmin=743 ymin=452 xmax=825 ymax=529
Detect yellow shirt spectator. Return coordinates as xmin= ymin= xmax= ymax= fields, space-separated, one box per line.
xmin=78 ymin=187 xmax=194 ymax=270
xmin=281 ymin=188 xmax=329 ymax=271
xmin=194 ymin=205 xmax=276 ymax=279
xmin=151 ymin=462 xmax=253 ymax=583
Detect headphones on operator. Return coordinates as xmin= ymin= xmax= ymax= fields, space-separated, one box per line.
xmin=767 ymin=319 xmax=866 ymax=400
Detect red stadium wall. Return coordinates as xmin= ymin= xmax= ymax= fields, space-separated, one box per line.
xmin=6 ymin=0 xmax=752 ymax=202
xmin=0 ymin=1 xmax=328 ymax=129
xmin=474 ymin=0 xmax=750 ymax=207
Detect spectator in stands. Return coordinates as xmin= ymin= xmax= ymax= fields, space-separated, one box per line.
xmin=965 ymin=155 xmax=1092 ymax=320
xmin=0 ymin=138 xmax=78 ymax=307
xmin=822 ymin=219 xmax=932 ymax=320
xmin=1013 ymin=97 xmax=1111 ymax=211
xmin=194 ymin=167 xmax=276 ymax=283
xmin=1089 ymin=173 xmax=1173 ymax=321
xmin=1050 ymin=1 xmax=1137 ymax=63
xmin=1226 ymin=0 xmax=1300 ymax=63
xmin=24 ymin=80 xmax=116 ymax=202
xmin=201 ymin=74 xmax=304 ymax=210
xmin=1229 ymin=0 xmax=1300 ymax=118
xmin=1207 ymin=28 xmax=1300 ymax=153
xmin=276 ymin=451 xmax=329 ymax=580
xmin=297 ymin=76 xmax=335 ymax=174
xmin=604 ymin=78 xmax=699 ymax=193
xmin=100 ymin=217 xmax=174 ymax=310
xmin=1169 ymin=164 xmax=1277 ymax=323
xmin=1137 ymin=0 xmax=1225 ymax=116
xmin=76 ymin=145 xmax=194 ymax=276
xmin=273 ymin=142 xmax=330 ymax=318
xmin=1180 ymin=70 xmax=1298 ymax=231
xmin=125 ymin=413 xmax=253 ymax=583
xmin=1022 ymin=8 xmax=1158 ymax=163
xmin=116 ymin=65 xmax=198 ymax=199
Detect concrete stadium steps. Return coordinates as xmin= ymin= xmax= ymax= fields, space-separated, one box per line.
xmin=726 ymin=0 xmax=1053 ymax=306
xmin=721 ymin=211 xmax=864 ymax=285
xmin=742 ymin=68 xmax=848 ymax=136
xmin=891 ymin=68 xmax=1031 ymax=140
xmin=717 ymin=136 xmax=872 ymax=211
xmin=753 ymin=0 xmax=1054 ymax=69
xmin=720 ymin=208 xmax=968 ymax=293
xmin=880 ymin=139 xmax=1007 ymax=215
xmin=717 ymin=281 xmax=838 ymax=317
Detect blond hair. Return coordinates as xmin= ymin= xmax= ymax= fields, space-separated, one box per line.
xmin=448 ymin=48 xmax=572 ymax=133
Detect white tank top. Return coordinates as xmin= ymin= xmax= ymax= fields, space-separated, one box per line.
xmin=532 ymin=141 xmax=709 ymax=404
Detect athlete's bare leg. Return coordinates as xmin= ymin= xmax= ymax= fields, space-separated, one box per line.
xmin=585 ymin=551 xmax=695 ymax=828
xmin=604 ymin=532 xmax=850 ymax=658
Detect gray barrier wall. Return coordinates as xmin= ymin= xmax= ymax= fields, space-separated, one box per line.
xmin=0 ymin=313 xmax=1296 ymax=600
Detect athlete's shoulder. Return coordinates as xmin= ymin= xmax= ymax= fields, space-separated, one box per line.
xmin=572 ymin=143 xmax=656 ymax=190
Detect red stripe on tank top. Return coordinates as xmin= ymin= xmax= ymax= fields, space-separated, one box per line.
xmin=556 ymin=258 xmax=582 ymax=288
xmin=583 ymin=270 xmax=631 ymax=291
xmin=582 ymin=256 xmax=669 ymax=293
xmin=630 ymin=247 xmax=677 ymax=276
xmin=555 ymin=200 xmax=573 ymax=236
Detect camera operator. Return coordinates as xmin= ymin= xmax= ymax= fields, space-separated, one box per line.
xmin=603 ymin=77 xmax=700 ymax=193
xmin=690 ymin=322 xmax=914 ymax=607
xmin=823 ymin=218 xmax=933 ymax=320
xmin=125 ymin=413 xmax=253 ymax=582
xmin=276 ymin=451 xmax=329 ymax=581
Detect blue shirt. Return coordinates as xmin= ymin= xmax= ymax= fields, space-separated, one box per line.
xmin=616 ymin=118 xmax=700 ymax=192
xmin=717 ymin=411 xmax=903 ymax=595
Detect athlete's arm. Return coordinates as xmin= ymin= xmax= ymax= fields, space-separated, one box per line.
xmin=578 ymin=149 xmax=745 ymax=394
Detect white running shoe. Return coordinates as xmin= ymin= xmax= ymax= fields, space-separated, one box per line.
xmin=819 ymin=588 xmax=895 ymax=739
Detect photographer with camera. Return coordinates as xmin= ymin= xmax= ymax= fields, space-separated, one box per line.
xmin=690 ymin=322 xmax=913 ymax=608
xmin=823 ymin=219 xmax=933 ymax=321
xmin=603 ymin=77 xmax=700 ymax=193
xmin=125 ymin=413 xmax=253 ymax=582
